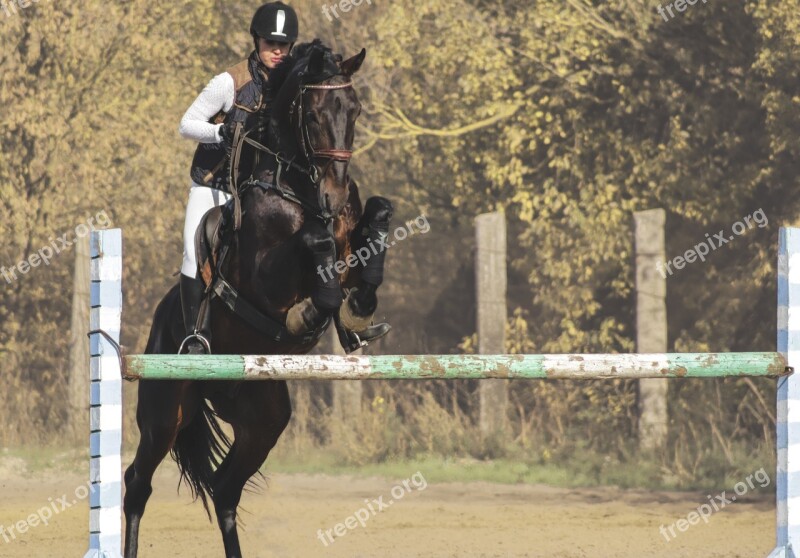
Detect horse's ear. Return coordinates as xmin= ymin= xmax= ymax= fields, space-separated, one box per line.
xmin=340 ymin=48 xmax=366 ymax=77
xmin=308 ymin=46 xmax=325 ymax=76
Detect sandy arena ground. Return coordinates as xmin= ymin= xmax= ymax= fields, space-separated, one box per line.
xmin=0 ymin=461 xmax=775 ymax=557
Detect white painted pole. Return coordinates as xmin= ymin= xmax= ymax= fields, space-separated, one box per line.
xmin=771 ymin=227 xmax=800 ymax=558
xmin=85 ymin=229 xmax=123 ymax=558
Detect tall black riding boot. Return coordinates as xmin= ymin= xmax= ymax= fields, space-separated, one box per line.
xmin=179 ymin=274 xmax=211 ymax=355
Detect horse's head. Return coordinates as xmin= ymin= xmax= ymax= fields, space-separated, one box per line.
xmin=263 ymin=39 xmax=366 ymax=214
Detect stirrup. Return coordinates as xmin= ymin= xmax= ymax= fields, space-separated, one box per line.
xmin=333 ymin=312 xmax=366 ymax=354
xmin=178 ymin=333 xmax=212 ymax=355
xmin=334 ymin=317 xmax=391 ymax=354
xmin=341 ymin=328 xmax=368 ymax=354
xmin=356 ymin=323 xmax=392 ymax=345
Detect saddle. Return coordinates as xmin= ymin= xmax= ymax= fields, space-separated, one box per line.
xmin=194 ymin=165 xmax=275 ymax=284
xmin=195 ymin=200 xmax=231 ymax=290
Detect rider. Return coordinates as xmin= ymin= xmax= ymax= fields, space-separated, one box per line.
xmin=177 ymin=2 xmax=298 ymax=354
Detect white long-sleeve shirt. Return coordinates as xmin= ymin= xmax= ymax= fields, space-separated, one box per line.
xmin=178 ymin=72 xmax=236 ymax=144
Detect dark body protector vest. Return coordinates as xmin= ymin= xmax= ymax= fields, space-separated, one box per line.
xmin=190 ymin=51 xmax=268 ymax=191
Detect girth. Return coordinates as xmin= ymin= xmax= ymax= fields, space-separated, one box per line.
xmin=211 ymin=274 xmax=331 ymax=344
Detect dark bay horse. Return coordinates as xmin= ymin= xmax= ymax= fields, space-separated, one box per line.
xmin=123 ymin=40 xmax=393 ymax=558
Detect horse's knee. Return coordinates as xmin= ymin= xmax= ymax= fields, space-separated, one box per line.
xmin=300 ymin=222 xmax=336 ymax=255
xmin=307 ymin=233 xmax=336 ymax=257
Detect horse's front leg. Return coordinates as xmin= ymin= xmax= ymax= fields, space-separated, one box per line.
xmin=281 ymin=219 xmax=343 ymax=335
xmin=340 ymin=196 xmax=394 ymax=338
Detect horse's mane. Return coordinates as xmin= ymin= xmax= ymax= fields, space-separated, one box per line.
xmin=261 ymin=39 xmax=342 ymax=128
xmin=266 ymin=39 xmax=323 ymax=98
xmin=265 ymin=39 xmax=344 ymax=100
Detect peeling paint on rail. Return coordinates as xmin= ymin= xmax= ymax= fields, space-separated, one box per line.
xmin=122 ymin=352 xmax=791 ymax=381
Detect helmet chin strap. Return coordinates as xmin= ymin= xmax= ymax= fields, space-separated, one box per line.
xmin=253 ymin=35 xmax=264 ymax=64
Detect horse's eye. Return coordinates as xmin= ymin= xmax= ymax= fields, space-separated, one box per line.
xmin=306 ymin=112 xmax=319 ymax=124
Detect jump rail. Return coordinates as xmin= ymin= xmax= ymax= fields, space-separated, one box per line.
xmin=85 ymin=227 xmax=800 ymax=558
xmin=123 ymin=352 xmax=789 ymax=381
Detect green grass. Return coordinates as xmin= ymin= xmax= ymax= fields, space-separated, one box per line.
xmin=265 ymin=440 xmax=776 ymax=491
xmin=0 ymin=445 xmax=86 ymax=476
xmin=2 ymin=444 xmax=647 ymax=488
xmin=265 ymin=447 xmax=662 ymax=489
xmin=1 ymin=443 xmax=774 ymax=493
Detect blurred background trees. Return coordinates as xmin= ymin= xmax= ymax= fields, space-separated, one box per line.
xmin=1 ymin=0 xmax=799 ymax=486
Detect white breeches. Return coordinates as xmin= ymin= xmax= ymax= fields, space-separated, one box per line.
xmin=181 ymin=184 xmax=233 ymax=278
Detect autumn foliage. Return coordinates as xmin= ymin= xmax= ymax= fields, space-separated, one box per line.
xmin=1 ymin=0 xmax=799 ymax=484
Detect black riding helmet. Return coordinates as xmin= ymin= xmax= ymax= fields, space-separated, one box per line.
xmin=251 ymin=2 xmax=298 ymax=47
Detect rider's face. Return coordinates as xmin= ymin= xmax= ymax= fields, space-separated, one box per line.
xmin=258 ymin=38 xmax=291 ymax=69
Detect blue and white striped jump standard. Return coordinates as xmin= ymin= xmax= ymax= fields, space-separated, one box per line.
xmin=770 ymin=228 xmax=800 ymax=558
xmin=86 ymin=229 xmax=123 ymax=558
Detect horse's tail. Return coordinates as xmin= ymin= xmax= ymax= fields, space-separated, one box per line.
xmin=170 ymin=400 xmax=232 ymax=520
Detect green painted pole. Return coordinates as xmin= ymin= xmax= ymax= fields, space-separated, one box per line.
xmin=123 ymin=352 xmax=791 ymax=381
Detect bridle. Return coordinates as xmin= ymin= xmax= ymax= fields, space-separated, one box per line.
xmin=239 ymin=73 xmax=357 ymax=227
xmin=242 ymin=75 xmax=355 ymax=185
xmin=290 ymin=78 xmax=354 ymax=184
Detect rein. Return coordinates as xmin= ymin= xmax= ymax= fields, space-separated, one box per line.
xmin=231 ymin=76 xmax=354 ymax=229
xmin=240 ymin=78 xmax=355 ymax=183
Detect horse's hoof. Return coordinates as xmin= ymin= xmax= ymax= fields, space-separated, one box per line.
xmin=339 ymin=288 xmax=373 ymax=331
xmin=356 ymin=322 xmax=391 ymax=344
xmin=286 ymin=298 xmax=314 ymax=335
